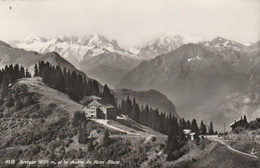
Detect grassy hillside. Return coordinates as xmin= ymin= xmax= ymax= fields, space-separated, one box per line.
xmin=0 ymin=77 xmax=168 ymax=168
xmin=1 ymin=77 xmax=258 ymax=168
xmin=162 ymin=139 xmax=260 ymax=168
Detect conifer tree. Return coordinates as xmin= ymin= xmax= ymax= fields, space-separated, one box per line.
xmin=186 ymin=120 xmax=191 ymax=129
xmin=34 ymin=64 xmax=39 ymax=77
xmin=199 ymin=120 xmax=207 ymax=135
xmin=19 ymin=66 xmax=25 ymax=78
xmin=25 ymin=68 xmax=31 ymax=78
xmin=191 ymin=119 xmax=199 ymax=134
xmin=209 ymin=121 xmax=214 ymax=135
xmin=244 ymin=115 xmax=248 ymax=124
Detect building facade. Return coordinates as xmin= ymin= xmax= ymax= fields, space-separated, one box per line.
xmin=82 ymin=100 xmax=116 ymax=120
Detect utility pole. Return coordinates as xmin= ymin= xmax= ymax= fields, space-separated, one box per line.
xmin=205 ymin=118 xmax=207 ymax=139
xmin=224 ymin=122 xmax=225 ymax=139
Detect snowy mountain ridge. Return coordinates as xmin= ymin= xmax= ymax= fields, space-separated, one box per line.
xmin=202 ymin=36 xmax=245 ymax=52
xmin=129 ymin=32 xmax=205 ymax=60
xmin=11 ymin=33 xmax=135 ymax=65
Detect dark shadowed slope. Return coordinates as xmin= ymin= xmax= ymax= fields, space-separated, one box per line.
xmin=114 ymin=89 xmax=179 ymax=119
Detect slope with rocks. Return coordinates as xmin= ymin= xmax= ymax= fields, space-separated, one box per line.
xmin=118 ymin=43 xmax=250 ymax=129
xmin=202 ymin=36 xmax=245 ymax=65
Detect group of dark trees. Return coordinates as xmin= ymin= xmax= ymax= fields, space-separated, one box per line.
xmin=36 ymin=61 xmax=116 ymax=105
xmin=119 ymin=96 xmax=215 ymax=135
xmin=199 ymin=120 xmax=215 ymax=135
xmin=119 ymin=96 xmax=217 ymax=161
xmin=120 ymin=96 xmax=169 ymax=134
xmin=0 ymin=64 xmax=31 ymax=102
xmin=0 ymin=64 xmax=31 ymax=84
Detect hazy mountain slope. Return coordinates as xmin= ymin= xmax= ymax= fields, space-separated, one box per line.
xmin=235 ymin=41 xmax=260 ymax=83
xmin=80 ymin=52 xmax=140 ymax=87
xmin=218 ymin=42 xmax=260 ymax=125
xmin=118 ymin=43 xmax=250 ymax=129
xmin=81 ymin=52 xmax=139 ymax=71
xmin=86 ymin=65 xmax=129 ymax=88
xmin=0 ymin=40 xmax=12 ymax=48
xmin=220 ymin=83 xmax=260 ymax=126
xmin=113 ymin=89 xmax=179 ymax=119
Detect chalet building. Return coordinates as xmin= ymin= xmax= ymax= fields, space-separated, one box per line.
xmin=183 ymin=129 xmax=196 ymax=140
xmin=82 ymin=100 xmax=116 ymax=120
xmin=229 ymin=117 xmax=247 ymax=130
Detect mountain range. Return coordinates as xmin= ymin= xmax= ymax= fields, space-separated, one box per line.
xmin=10 ymin=32 xmax=204 ymax=88
xmin=0 ymin=40 xmax=178 ymax=118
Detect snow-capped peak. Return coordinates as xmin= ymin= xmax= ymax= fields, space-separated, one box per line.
xmin=13 ymin=33 xmax=135 ymax=66
xmin=80 ymin=33 xmax=111 ymax=47
xmin=160 ymin=31 xmax=204 ymax=44
xmin=207 ymin=36 xmax=245 ymax=52
xmin=23 ymin=35 xmax=47 ymax=44
xmin=133 ymin=31 xmax=205 ymax=60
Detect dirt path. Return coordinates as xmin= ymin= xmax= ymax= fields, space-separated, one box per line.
xmin=91 ymin=119 xmax=140 ymax=135
xmin=211 ymin=139 xmax=258 ymax=159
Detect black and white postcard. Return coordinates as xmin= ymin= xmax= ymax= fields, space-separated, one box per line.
xmin=0 ymin=0 xmax=259 ymax=167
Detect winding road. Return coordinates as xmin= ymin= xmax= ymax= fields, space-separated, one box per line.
xmin=211 ymin=139 xmax=258 ymax=159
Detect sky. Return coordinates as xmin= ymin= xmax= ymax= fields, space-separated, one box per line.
xmin=0 ymin=0 xmax=259 ymax=47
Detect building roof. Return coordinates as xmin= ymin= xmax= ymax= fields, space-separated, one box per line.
xmin=183 ymin=129 xmax=191 ymax=134
xmin=229 ymin=117 xmax=243 ymax=127
xmin=85 ymin=99 xmax=114 ymax=109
